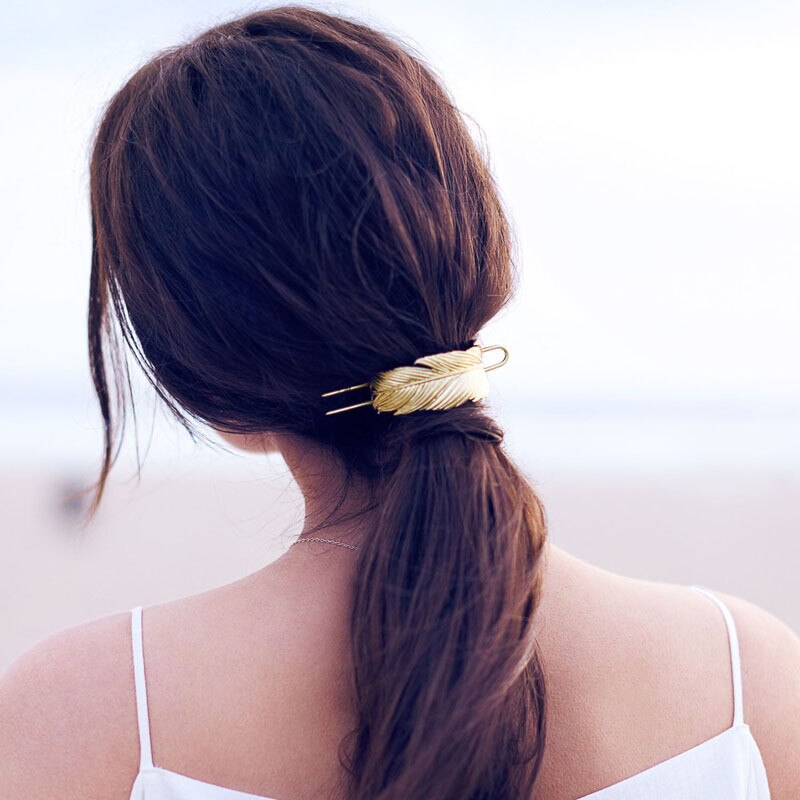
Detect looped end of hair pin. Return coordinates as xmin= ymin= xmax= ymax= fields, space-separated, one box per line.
xmin=480 ymin=344 xmax=510 ymax=372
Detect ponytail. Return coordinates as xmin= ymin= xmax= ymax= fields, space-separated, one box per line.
xmin=345 ymin=405 xmax=548 ymax=799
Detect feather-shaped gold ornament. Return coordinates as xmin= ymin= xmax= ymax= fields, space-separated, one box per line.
xmin=322 ymin=344 xmax=509 ymax=416
xmin=372 ymin=345 xmax=488 ymax=414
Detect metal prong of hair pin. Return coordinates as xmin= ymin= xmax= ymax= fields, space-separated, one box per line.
xmin=320 ymin=381 xmax=374 ymax=416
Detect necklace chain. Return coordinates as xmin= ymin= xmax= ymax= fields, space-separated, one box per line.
xmin=290 ymin=536 xmax=359 ymax=551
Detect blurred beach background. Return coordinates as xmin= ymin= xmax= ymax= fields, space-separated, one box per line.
xmin=1 ymin=0 xmax=798 ymax=672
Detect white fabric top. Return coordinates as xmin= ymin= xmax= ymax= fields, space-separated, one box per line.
xmin=128 ymin=585 xmax=771 ymax=799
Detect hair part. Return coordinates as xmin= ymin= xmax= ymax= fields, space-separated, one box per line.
xmin=84 ymin=6 xmax=548 ymax=798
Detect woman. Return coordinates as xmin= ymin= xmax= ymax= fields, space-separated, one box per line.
xmin=0 ymin=6 xmax=797 ymax=799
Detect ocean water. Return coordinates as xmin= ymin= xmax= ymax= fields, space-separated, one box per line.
xmin=2 ymin=385 xmax=798 ymax=473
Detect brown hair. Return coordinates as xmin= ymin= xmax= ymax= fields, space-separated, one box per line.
xmin=85 ymin=6 xmax=548 ymax=798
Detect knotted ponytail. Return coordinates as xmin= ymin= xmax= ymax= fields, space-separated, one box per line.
xmin=342 ymin=404 xmax=548 ymax=799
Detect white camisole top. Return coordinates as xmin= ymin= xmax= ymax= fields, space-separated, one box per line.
xmin=128 ymin=585 xmax=771 ymax=799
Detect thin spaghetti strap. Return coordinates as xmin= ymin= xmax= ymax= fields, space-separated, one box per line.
xmin=691 ymin=585 xmax=744 ymax=727
xmin=130 ymin=606 xmax=154 ymax=770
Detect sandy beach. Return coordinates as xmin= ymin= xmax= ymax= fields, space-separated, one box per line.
xmin=3 ymin=458 xmax=797 ymax=672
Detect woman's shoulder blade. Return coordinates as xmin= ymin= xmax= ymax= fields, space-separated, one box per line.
xmin=0 ymin=609 xmax=140 ymax=798
xmin=711 ymin=590 xmax=800 ymax=799
xmin=536 ymin=553 xmax=798 ymax=798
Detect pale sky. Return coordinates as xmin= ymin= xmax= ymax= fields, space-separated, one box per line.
xmin=1 ymin=1 xmax=798 ymax=447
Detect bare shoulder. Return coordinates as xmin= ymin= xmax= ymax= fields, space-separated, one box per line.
xmin=714 ymin=589 xmax=800 ymax=798
xmin=0 ymin=558 xmax=356 ymax=800
xmin=0 ymin=609 xmax=139 ymax=800
xmin=535 ymin=547 xmax=800 ymax=799
xmin=135 ymin=558 xmax=356 ymax=797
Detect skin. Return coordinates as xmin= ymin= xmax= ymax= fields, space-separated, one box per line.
xmin=0 ymin=430 xmax=798 ymax=799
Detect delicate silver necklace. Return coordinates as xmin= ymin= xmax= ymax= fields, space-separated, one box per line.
xmin=290 ymin=536 xmax=359 ymax=551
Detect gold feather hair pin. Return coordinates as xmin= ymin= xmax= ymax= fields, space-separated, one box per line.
xmin=321 ymin=344 xmax=509 ymax=416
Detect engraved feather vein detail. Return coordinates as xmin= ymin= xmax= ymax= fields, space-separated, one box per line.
xmin=371 ymin=345 xmax=490 ymax=415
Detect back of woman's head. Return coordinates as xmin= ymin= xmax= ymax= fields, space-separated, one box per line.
xmin=87 ymin=6 xmax=548 ymax=798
